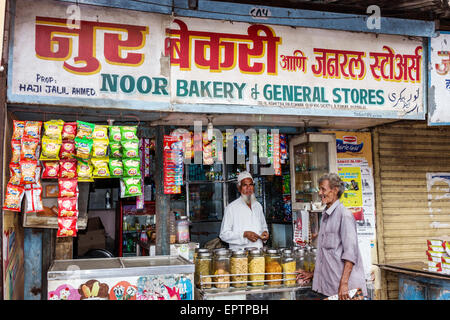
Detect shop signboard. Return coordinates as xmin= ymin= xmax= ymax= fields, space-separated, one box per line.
xmin=9 ymin=0 xmax=425 ymax=120
xmin=428 ymin=31 xmax=450 ymax=125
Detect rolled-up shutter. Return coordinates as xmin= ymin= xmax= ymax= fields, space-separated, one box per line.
xmin=373 ymin=120 xmax=450 ymax=300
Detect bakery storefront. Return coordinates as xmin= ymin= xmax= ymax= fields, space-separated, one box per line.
xmin=2 ymin=0 xmax=430 ymax=300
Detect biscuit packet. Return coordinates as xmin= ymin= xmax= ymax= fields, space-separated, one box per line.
xmin=3 ymin=183 xmax=25 ymax=212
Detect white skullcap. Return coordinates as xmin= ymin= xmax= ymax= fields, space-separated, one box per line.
xmin=237 ymin=171 xmax=253 ymax=184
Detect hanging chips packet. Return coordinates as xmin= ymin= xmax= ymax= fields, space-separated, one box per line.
xmin=24 ymin=185 xmax=44 ymax=214
xmin=75 ymin=137 xmax=93 ymax=160
xmin=42 ymin=161 xmax=60 ymax=179
xmin=120 ymin=177 xmax=142 ymax=197
xmin=123 ymin=158 xmax=141 ymax=177
xmin=109 ymin=159 xmax=123 ymax=177
xmin=40 ymin=136 xmax=61 ymax=160
xmin=91 ymin=139 xmax=109 ymax=158
xmin=120 ymin=126 xmax=138 ymax=140
xmin=92 ymin=125 xmax=109 ymax=140
xmin=62 ymin=122 xmax=77 ymax=140
xmin=23 ymin=121 xmax=42 ymax=139
xmin=122 ymin=139 xmax=139 ymax=158
xmin=91 ymin=157 xmax=110 ymax=178
xmin=43 ymin=119 xmax=64 ymax=140
xmin=12 ymin=120 xmax=26 ymax=140
xmin=109 ymin=142 xmax=122 ymax=158
xmin=109 ymin=126 xmax=121 ymax=142
xmin=3 ymin=184 xmax=25 ymax=212
xmin=77 ymin=160 xmax=94 ymax=182
xmin=57 ymin=217 xmax=78 ymax=237
xmin=76 ymin=121 xmax=95 ymax=139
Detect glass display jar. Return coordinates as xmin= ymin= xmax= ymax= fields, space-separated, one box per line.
xmin=248 ymin=248 xmax=265 ymax=286
xmin=310 ymin=248 xmax=317 ymax=272
xmin=194 ymin=248 xmax=210 ymax=263
xmin=195 ymin=251 xmax=212 ymax=289
xmin=230 ymin=249 xmax=248 ymax=288
xmin=212 ymin=249 xmax=231 ymax=288
xmin=265 ymin=249 xmax=282 ymax=286
xmin=281 ymin=249 xmax=296 ymax=286
xmin=176 ymin=216 xmax=190 ymax=243
xmin=294 ymin=247 xmax=306 ymax=271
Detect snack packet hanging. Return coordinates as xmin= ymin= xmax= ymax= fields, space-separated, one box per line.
xmin=20 ymin=160 xmax=38 ymax=184
xmin=75 ymin=137 xmax=93 ymax=160
xmin=120 ymin=177 xmax=142 ymax=197
xmin=123 ymin=158 xmax=141 ymax=177
xmin=57 ymin=197 xmax=78 ymax=217
xmin=43 ymin=119 xmax=64 ymax=140
xmin=21 ymin=138 xmax=40 ymax=161
xmin=8 ymin=163 xmax=21 ymax=185
xmin=60 ymin=140 xmax=76 ymax=159
xmin=122 ymin=139 xmax=139 ymax=158
xmin=91 ymin=139 xmax=109 ymax=158
xmin=58 ymin=178 xmax=78 ymax=198
xmin=57 ymin=217 xmax=78 ymax=237
xmin=109 ymin=126 xmax=122 ymax=142
xmin=62 ymin=122 xmax=77 ymax=140
xmin=109 ymin=159 xmax=123 ymax=177
xmin=11 ymin=140 xmax=21 ymax=164
xmin=25 ymin=185 xmax=44 ymax=214
xmin=91 ymin=157 xmax=110 ymax=178
xmin=120 ymin=126 xmax=138 ymax=140
xmin=23 ymin=121 xmax=42 ymax=139
xmin=76 ymin=121 xmax=95 ymax=139
xmin=109 ymin=142 xmax=122 ymax=158
xmin=92 ymin=125 xmax=109 ymax=140
xmin=60 ymin=159 xmax=77 ymax=179
xmin=42 ymin=161 xmax=60 ymax=179
xmin=77 ymin=160 xmax=94 ymax=182
xmin=12 ymin=120 xmax=26 ymax=140
xmin=40 ymin=136 xmax=61 ymax=160
xmin=3 ymin=184 xmax=25 ymax=212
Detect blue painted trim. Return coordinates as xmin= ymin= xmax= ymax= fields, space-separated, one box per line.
xmin=51 ymin=0 xmax=436 ymax=37
xmin=24 ymin=229 xmax=42 ymax=300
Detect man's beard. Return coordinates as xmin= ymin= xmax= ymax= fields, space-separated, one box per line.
xmin=242 ymin=193 xmax=257 ymax=205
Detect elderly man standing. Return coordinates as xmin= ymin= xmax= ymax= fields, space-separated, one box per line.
xmin=297 ymin=173 xmax=367 ymax=300
xmin=219 ymin=171 xmax=269 ymax=250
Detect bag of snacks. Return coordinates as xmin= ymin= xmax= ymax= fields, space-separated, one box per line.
xmin=57 ymin=217 xmax=77 ymax=237
xmin=120 ymin=126 xmax=138 ymax=140
xmin=60 ymin=140 xmax=76 ymax=159
xmin=40 ymin=136 xmax=62 ymax=160
xmin=59 ymin=159 xmax=77 ymax=179
xmin=8 ymin=163 xmax=21 ymax=185
xmin=91 ymin=139 xmax=109 ymax=157
xmin=58 ymin=178 xmax=78 ymax=198
xmin=91 ymin=157 xmax=110 ymax=178
xmin=43 ymin=119 xmax=64 ymax=140
xmin=109 ymin=142 xmax=122 ymax=158
xmin=21 ymin=137 xmax=40 ymax=161
xmin=123 ymin=158 xmax=141 ymax=177
xmin=3 ymin=184 xmax=25 ymax=212
xmin=75 ymin=137 xmax=93 ymax=160
xmin=92 ymin=125 xmax=109 ymax=140
xmin=109 ymin=159 xmax=123 ymax=177
xmin=57 ymin=197 xmax=78 ymax=217
xmin=77 ymin=160 xmax=94 ymax=182
xmin=42 ymin=161 xmax=60 ymax=179
xmin=120 ymin=177 xmax=142 ymax=197
xmin=23 ymin=121 xmax=42 ymax=139
xmin=109 ymin=126 xmax=122 ymax=142
xmin=11 ymin=140 xmax=21 ymax=163
xmin=62 ymin=122 xmax=77 ymax=140
xmin=12 ymin=120 xmax=26 ymax=140
xmin=76 ymin=121 xmax=95 ymax=139
xmin=24 ymin=185 xmax=44 ymax=214
xmin=122 ymin=139 xmax=139 ymax=158
xmin=20 ymin=160 xmax=38 ymax=184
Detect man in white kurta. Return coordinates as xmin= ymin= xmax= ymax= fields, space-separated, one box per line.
xmin=219 ymin=171 xmax=269 ymax=250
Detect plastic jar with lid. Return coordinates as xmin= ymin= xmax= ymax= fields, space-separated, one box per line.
xmin=294 ymin=247 xmax=306 ymax=271
xmin=281 ymin=249 xmax=296 ymax=286
xmin=176 ymin=216 xmax=190 ymax=243
xmin=194 ymin=248 xmax=210 ymax=263
xmin=265 ymin=249 xmax=282 ymax=286
xmin=212 ymin=250 xmax=231 ymax=288
xmin=248 ymin=248 xmax=265 ymax=286
xmin=230 ymin=249 xmax=248 ymax=288
xmin=195 ymin=251 xmax=212 ymax=289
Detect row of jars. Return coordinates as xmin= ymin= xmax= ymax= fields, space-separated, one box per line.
xmin=194 ymin=246 xmax=317 ymax=289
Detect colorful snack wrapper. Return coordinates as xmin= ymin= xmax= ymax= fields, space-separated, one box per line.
xmin=20 ymin=160 xmax=38 ymax=184
xmin=75 ymin=137 xmax=93 ymax=160
xmin=12 ymin=120 xmax=26 ymax=140
xmin=109 ymin=142 xmax=122 ymax=158
xmin=25 ymin=185 xmax=44 ymax=214
xmin=42 ymin=161 xmax=60 ymax=179
xmin=76 ymin=121 xmax=95 ymax=139
xmin=21 ymin=137 xmax=40 ymax=161
xmin=40 ymin=136 xmax=61 ymax=160
xmin=8 ymin=163 xmax=21 ymax=185
xmin=123 ymin=158 xmax=141 ymax=177
xmin=122 ymin=139 xmax=139 ymax=158
xmin=77 ymin=160 xmax=94 ymax=182
xmin=58 ymin=178 xmax=78 ymax=198
xmin=91 ymin=157 xmax=110 ymax=178
xmin=92 ymin=125 xmax=109 ymax=140
xmin=120 ymin=126 xmax=138 ymax=141
xmin=91 ymin=139 xmax=109 ymax=158
xmin=11 ymin=140 xmax=21 ymax=164
xmin=109 ymin=159 xmax=123 ymax=177
xmin=120 ymin=177 xmax=142 ymax=197
xmin=109 ymin=126 xmax=122 ymax=142
xmin=57 ymin=217 xmax=78 ymax=237
xmin=3 ymin=184 xmax=25 ymax=212
xmin=44 ymin=119 xmax=64 ymax=140
xmin=60 ymin=159 xmax=77 ymax=179
xmin=62 ymin=122 xmax=77 ymax=140
xmin=23 ymin=121 xmax=42 ymax=139
xmin=60 ymin=140 xmax=76 ymax=159
xmin=58 ymin=197 xmax=78 ymax=217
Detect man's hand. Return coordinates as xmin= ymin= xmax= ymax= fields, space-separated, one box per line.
xmin=260 ymin=231 xmax=269 ymax=241
xmin=338 ymin=281 xmax=350 ymax=300
xmin=243 ymin=231 xmax=260 ymax=242
xmin=296 ymin=269 xmax=313 ymax=285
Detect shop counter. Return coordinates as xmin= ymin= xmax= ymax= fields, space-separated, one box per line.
xmin=195 ymin=285 xmax=311 ymax=300
xmin=47 ymin=255 xmax=194 ymax=300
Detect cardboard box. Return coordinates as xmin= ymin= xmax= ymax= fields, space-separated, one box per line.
xmin=77 ymin=217 xmax=106 ymax=256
